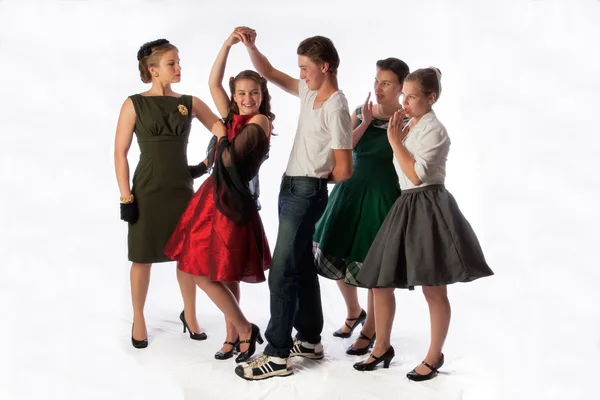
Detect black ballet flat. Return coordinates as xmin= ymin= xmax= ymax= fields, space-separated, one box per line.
xmin=353 ymin=346 xmax=395 ymax=371
xmin=179 ymin=311 xmax=208 ymax=341
xmin=406 ymin=353 xmax=445 ymax=381
xmin=333 ymin=309 xmax=367 ymax=338
xmin=235 ymin=324 xmax=264 ymax=363
xmin=131 ymin=323 xmax=148 ymax=349
xmin=346 ymin=332 xmax=376 ymax=356
xmin=214 ymin=339 xmax=241 ymax=360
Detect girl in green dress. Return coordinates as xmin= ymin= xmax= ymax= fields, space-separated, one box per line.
xmin=313 ymin=58 xmax=409 ymax=355
xmin=114 ymin=39 xmax=227 ymax=348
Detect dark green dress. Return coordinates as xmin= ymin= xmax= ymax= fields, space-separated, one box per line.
xmin=313 ymin=106 xmax=401 ymax=285
xmin=128 ymin=94 xmax=195 ymax=263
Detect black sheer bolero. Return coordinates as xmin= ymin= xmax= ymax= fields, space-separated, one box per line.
xmin=205 ymin=123 xmax=270 ymax=224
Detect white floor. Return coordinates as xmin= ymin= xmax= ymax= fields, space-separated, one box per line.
xmin=1 ymin=0 xmax=599 ymax=399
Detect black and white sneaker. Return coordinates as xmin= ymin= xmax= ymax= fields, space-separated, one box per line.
xmin=290 ymin=337 xmax=324 ymax=360
xmin=234 ymin=354 xmax=293 ymax=381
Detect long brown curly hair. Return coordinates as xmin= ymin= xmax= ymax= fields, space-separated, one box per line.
xmin=225 ymin=70 xmax=275 ymax=128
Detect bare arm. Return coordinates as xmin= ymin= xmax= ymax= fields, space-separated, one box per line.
xmin=246 ymin=46 xmax=299 ymax=96
xmin=389 ymin=139 xmax=421 ymax=185
xmin=209 ymin=32 xmax=242 ymax=117
xmin=114 ymin=98 xmax=136 ymax=198
xmin=329 ymin=149 xmax=354 ymax=183
xmin=192 ymin=96 xmax=227 ymax=138
xmin=351 ymin=112 xmax=367 ymax=148
xmin=236 ymin=27 xmax=299 ymax=96
xmin=352 ymin=94 xmax=374 ymax=147
xmin=387 ymin=110 xmax=420 ymax=185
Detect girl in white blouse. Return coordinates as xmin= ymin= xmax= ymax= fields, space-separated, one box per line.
xmin=354 ymin=68 xmax=494 ymax=381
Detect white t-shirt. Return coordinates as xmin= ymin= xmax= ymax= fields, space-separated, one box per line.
xmin=397 ymin=110 xmax=450 ymax=190
xmin=285 ymin=80 xmax=353 ymax=178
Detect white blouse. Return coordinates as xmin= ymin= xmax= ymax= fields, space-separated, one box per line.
xmin=397 ymin=110 xmax=450 ymax=190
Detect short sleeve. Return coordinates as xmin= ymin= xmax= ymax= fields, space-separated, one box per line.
xmin=327 ymin=108 xmax=353 ymax=150
xmin=298 ymin=79 xmax=310 ymax=100
xmin=412 ymin=123 xmax=450 ymax=182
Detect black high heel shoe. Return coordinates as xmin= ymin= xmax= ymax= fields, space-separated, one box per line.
xmin=353 ymin=346 xmax=395 ymax=371
xmin=406 ymin=353 xmax=444 ymax=381
xmin=214 ymin=339 xmax=241 ymax=360
xmin=179 ymin=311 xmax=207 ymax=341
xmin=131 ymin=323 xmax=148 ymax=349
xmin=235 ymin=324 xmax=264 ymax=363
xmin=346 ymin=332 xmax=376 ymax=356
xmin=333 ymin=309 xmax=367 ymax=338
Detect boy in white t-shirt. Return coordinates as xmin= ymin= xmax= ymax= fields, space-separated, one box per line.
xmin=233 ymin=27 xmax=353 ymax=380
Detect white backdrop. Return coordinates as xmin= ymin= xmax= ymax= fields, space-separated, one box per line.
xmin=0 ymin=0 xmax=599 ymax=399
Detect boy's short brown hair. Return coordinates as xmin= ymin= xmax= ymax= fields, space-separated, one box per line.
xmin=297 ymin=36 xmax=340 ymax=76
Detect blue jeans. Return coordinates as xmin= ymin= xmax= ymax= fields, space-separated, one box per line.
xmin=264 ymin=175 xmax=328 ymax=358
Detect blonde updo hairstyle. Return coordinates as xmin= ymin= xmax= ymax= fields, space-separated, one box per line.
xmin=404 ymin=67 xmax=442 ymax=103
xmin=137 ymin=39 xmax=178 ymax=83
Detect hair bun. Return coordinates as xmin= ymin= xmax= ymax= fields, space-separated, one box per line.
xmin=137 ymin=39 xmax=170 ymax=61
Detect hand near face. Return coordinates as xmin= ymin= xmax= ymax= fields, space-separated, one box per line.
xmin=387 ymin=109 xmax=409 ymax=144
xmin=361 ymin=92 xmax=373 ymax=125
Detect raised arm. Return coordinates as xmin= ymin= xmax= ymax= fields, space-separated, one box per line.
xmin=114 ymin=98 xmax=136 ymax=199
xmin=236 ymin=27 xmax=299 ymax=97
xmin=209 ymin=32 xmax=243 ymax=117
xmin=352 ymin=93 xmax=374 ymax=148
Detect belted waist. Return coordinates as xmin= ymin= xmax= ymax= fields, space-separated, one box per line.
xmin=401 ymin=184 xmax=445 ymax=194
xmin=281 ymin=174 xmax=329 ymax=189
xmin=137 ymin=136 xmax=189 ymax=143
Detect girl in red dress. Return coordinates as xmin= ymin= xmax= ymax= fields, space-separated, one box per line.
xmin=164 ymin=31 xmax=273 ymax=362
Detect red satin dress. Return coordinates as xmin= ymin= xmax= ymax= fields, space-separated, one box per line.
xmin=164 ymin=114 xmax=271 ymax=283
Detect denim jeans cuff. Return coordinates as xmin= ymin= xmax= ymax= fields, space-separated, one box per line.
xmin=295 ymin=332 xmax=322 ymax=345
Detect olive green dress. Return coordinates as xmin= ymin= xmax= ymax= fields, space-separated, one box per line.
xmin=313 ymin=105 xmax=401 ymax=286
xmin=128 ymin=94 xmax=195 ymax=263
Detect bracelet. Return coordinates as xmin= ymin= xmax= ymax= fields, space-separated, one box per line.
xmin=120 ymin=194 xmax=135 ymax=204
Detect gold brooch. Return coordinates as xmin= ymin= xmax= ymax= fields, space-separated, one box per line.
xmin=178 ymin=104 xmax=188 ymax=116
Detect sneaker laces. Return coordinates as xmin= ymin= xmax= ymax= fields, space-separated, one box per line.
xmin=248 ymin=354 xmax=270 ymax=368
